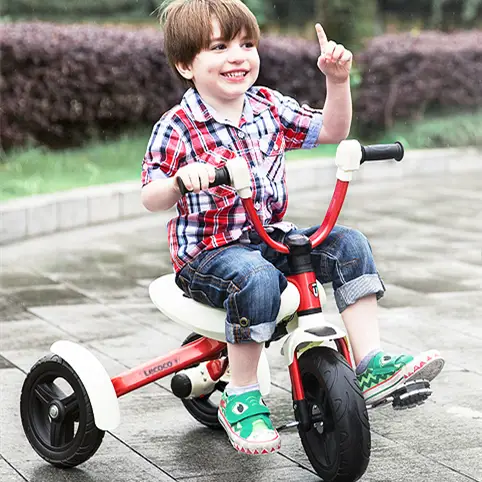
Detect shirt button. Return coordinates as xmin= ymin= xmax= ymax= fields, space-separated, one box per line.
xmin=238 ymin=131 xmax=245 ymax=139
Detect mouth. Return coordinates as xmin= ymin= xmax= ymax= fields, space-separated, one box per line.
xmin=221 ymin=70 xmax=248 ymax=79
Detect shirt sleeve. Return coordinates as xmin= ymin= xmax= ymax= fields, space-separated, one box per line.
xmin=268 ymin=88 xmax=324 ymax=150
xmin=141 ymin=117 xmax=187 ymax=187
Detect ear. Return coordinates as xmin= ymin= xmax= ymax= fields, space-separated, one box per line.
xmin=176 ymin=62 xmax=194 ymax=80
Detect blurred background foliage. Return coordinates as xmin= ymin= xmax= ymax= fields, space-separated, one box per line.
xmin=1 ymin=0 xmax=481 ymax=199
xmin=2 ymin=0 xmax=481 ymax=44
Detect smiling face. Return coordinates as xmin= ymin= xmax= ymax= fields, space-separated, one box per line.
xmin=176 ymin=19 xmax=260 ymax=107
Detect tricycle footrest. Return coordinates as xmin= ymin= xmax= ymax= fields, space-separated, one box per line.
xmin=392 ymin=380 xmax=432 ymax=410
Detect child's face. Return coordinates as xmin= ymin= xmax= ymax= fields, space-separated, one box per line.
xmin=179 ymin=19 xmax=260 ymax=104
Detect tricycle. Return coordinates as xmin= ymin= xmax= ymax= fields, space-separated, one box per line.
xmin=20 ymin=139 xmax=433 ymax=481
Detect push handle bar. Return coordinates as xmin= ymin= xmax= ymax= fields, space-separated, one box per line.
xmin=361 ymin=142 xmax=404 ymax=163
xmin=176 ymin=166 xmax=231 ymax=196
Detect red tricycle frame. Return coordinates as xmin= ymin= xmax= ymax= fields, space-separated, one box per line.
xmin=111 ymin=180 xmax=353 ymax=401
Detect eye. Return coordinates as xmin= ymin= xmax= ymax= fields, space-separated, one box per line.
xmin=211 ymin=43 xmax=226 ymax=51
xmin=233 ymin=402 xmax=249 ymax=415
xmin=243 ymin=41 xmax=255 ymax=48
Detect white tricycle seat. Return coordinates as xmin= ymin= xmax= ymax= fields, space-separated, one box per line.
xmin=149 ymin=273 xmax=312 ymax=342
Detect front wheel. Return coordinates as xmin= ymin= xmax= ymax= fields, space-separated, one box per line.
xmin=297 ymin=347 xmax=370 ymax=482
xmin=20 ymin=354 xmax=105 ymax=467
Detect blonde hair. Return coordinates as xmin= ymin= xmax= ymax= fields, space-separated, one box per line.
xmin=159 ymin=0 xmax=260 ymax=86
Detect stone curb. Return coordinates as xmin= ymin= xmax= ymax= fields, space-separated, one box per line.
xmin=1 ymin=147 xmax=480 ymax=246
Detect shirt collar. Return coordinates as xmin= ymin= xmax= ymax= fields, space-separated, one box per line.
xmin=181 ymin=87 xmax=270 ymax=125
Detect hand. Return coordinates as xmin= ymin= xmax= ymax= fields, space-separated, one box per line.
xmin=315 ymin=23 xmax=353 ymax=84
xmin=175 ymin=163 xmax=216 ymax=194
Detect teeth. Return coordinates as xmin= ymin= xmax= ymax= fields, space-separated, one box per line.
xmin=224 ymin=72 xmax=246 ymax=78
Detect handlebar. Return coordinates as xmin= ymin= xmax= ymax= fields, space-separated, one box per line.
xmin=176 ymin=141 xmax=404 ymax=253
xmin=361 ymin=142 xmax=404 ymax=163
xmin=176 ymin=166 xmax=231 ymax=196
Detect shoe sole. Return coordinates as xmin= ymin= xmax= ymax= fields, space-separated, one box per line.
xmin=404 ymin=351 xmax=445 ymax=383
xmin=217 ymin=410 xmax=281 ymax=455
xmin=365 ymin=351 xmax=445 ymax=407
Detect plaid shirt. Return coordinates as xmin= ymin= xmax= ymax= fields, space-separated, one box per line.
xmin=141 ymin=86 xmax=323 ymax=273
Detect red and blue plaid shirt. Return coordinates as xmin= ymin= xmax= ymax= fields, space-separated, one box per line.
xmin=141 ymin=86 xmax=323 ymax=272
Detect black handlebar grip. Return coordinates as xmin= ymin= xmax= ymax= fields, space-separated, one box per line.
xmin=361 ymin=142 xmax=404 ymax=163
xmin=176 ymin=166 xmax=231 ymax=196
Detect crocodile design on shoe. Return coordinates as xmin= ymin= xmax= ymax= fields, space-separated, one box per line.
xmin=404 ymin=349 xmax=445 ymax=383
xmin=218 ymin=390 xmax=280 ymax=455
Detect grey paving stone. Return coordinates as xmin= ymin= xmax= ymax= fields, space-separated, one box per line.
xmin=5 ymin=286 xmax=90 ymax=308
xmin=54 ymin=274 xmax=151 ymax=304
xmin=0 ymin=318 xmax=73 ymax=352
xmin=430 ymin=447 xmax=482 ymax=482
xmin=0 ymin=269 xmax=56 ymax=290
xmin=361 ymin=432 xmax=478 ymax=482
xmin=0 ymin=458 xmax=26 ymax=482
xmin=0 ymin=294 xmax=38 ymax=322
xmin=26 ymin=304 xmax=142 ymax=342
xmin=179 ymin=464 xmax=321 ymax=482
xmin=0 ymin=168 xmax=481 ymax=482
xmin=0 ymin=355 xmax=15 ymax=369
xmin=111 ymin=383 xmax=298 ymax=480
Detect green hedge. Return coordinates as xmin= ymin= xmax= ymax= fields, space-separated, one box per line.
xmin=0 ymin=22 xmax=323 ymax=150
xmin=1 ymin=22 xmax=481 ymax=150
xmin=1 ymin=0 xmax=154 ymax=16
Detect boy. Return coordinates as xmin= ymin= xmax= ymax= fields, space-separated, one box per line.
xmin=141 ymin=0 xmax=444 ymax=454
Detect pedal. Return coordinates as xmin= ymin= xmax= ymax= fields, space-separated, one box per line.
xmin=392 ymin=380 xmax=432 ymax=410
xmin=276 ymin=421 xmax=299 ymax=432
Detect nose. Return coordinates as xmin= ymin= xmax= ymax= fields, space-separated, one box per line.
xmin=227 ymin=44 xmax=245 ymax=63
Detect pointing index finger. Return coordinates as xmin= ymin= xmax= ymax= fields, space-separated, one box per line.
xmin=315 ymin=23 xmax=328 ymax=52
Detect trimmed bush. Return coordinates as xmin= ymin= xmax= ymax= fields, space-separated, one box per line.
xmin=0 ymin=23 xmax=185 ymax=149
xmin=1 ymin=0 xmax=152 ymax=16
xmin=2 ymin=23 xmax=482 ymax=150
xmin=354 ymin=30 xmax=482 ymax=133
xmin=258 ymin=36 xmax=325 ymax=107
xmin=0 ymin=22 xmax=325 ymax=150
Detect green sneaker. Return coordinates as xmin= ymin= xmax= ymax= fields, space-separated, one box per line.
xmin=357 ymin=352 xmax=413 ymax=405
xmin=218 ymin=390 xmax=281 ymax=455
xmin=357 ymin=350 xmax=445 ymax=405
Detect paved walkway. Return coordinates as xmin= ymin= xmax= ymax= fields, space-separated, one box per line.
xmin=1 ymin=164 xmax=482 ymax=481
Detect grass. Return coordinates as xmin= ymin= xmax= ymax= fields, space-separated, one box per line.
xmin=0 ymin=132 xmax=337 ymax=201
xmin=377 ymin=111 xmax=482 ymax=149
xmin=0 ymin=131 xmax=150 ymax=201
xmin=1 ymin=111 xmax=480 ymax=202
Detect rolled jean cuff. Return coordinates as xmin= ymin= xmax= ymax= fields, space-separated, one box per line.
xmin=225 ymin=319 xmax=277 ymax=344
xmin=335 ymin=274 xmax=385 ymax=313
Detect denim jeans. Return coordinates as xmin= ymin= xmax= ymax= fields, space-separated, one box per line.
xmin=175 ymin=225 xmax=385 ymax=344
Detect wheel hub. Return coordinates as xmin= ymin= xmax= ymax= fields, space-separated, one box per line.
xmin=47 ymin=400 xmax=65 ymax=422
xmin=48 ymin=404 xmax=60 ymax=419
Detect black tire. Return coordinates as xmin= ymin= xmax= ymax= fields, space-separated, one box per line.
xmin=297 ymin=347 xmax=370 ymax=482
xmin=20 ymin=354 xmax=105 ymax=468
xmin=180 ymin=333 xmax=227 ymax=429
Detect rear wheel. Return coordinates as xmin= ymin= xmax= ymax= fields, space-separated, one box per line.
xmin=297 ymin=347 xmax=370 ymax=482
xmin=180 ymin=333 xmax=227 ymax=429
xmin=20 ymin=354 xmax=105 ymax=467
